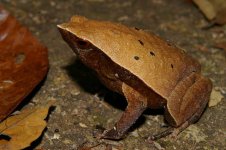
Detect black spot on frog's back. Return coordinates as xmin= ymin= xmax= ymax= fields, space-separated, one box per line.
xmin=134 ymin=27 xmax=140 ymax=31
xmin=150 ymin=51 xmax=155 ymax=56
xmin=138 ymin=40 xmax=144 ymax=46
xmin=171 ymin=64 xmax=174 ymax=68
xmin=134 ymin=56 xmax=140 ymax=60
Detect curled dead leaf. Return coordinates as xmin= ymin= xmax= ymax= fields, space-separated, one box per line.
xmin=193 ymin=0 xmax=226 ymax=25
xmin=0 ymin=100 xmax=55 ymax=150
xmin=0 ymin=6 xmax=49 ymax=121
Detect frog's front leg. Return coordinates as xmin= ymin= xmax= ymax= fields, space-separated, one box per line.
xmin=97 ymin=83 xmax=148 ymax=140
xmin=150 ymin=73 xmax=212 ymax=140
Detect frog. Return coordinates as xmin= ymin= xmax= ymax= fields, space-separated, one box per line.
xmin=57 ymin=16 xmax=212 ymax=140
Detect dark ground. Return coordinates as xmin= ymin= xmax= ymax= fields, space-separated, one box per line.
xmin=1 ymin=0 xmax=225 ymax=150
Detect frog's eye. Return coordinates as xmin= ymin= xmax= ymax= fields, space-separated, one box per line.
xmin=76 ymin=40 xmax=90 ymax=49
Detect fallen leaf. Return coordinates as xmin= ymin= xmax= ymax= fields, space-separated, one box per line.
xmin=208 ymin=89 xmax=224 ymax=107
xmin=193 ymin=0 xmax=216 ymax=20
xmin=0 ymin=100 xmax=55 ymax=150
xmin=0 ymin=6 xmax=49 ymax=121
xmin=193 ymin=0 xmax=226 ymax=25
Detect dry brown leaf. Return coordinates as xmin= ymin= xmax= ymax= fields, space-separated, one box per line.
xmin=0 ymin=6 xmax=49 ymax=121
xmin=208 ymin=89 xmax=224 ymax=107
xmin=193 ymin=0 xmax=226 ymax=24
xmin=0 ymin=100 xmax=55 ymax=150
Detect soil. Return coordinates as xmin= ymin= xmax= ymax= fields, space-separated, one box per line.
xmin=1 ymin=0 xmax=225 ymax=150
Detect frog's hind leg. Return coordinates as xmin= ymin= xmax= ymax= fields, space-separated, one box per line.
xmin=97 ymin=83 xmax=148 ymax=140
xmin=150 ymin=73 xmax=212 ymax=140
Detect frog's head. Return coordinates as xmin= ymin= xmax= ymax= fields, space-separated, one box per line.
xmin=57 ymin=24 xmax=92 ymax=55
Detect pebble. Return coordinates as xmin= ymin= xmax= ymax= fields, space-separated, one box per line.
xmin=79 ymin=123 xmax=88 ymax=128
xmin=63 ymin=139 xmax=72 ymax=144
xmin=131 ymin=130 xmax=139 ymax=137
xmin=52 ymin=133 xmax=60 ymax=140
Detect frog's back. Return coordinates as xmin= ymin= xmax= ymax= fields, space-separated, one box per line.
xmin=59 ymin=16 xmax=201 ymax=99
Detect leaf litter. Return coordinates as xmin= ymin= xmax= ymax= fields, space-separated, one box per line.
xmin=0 ymin=100 xmax=55 ymax=150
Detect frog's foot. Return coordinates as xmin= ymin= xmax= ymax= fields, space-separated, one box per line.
xmin=148 ymin=105 xmax=204 ymax=141
xmin=148 ymin=118 xmax=189 ymax=141
xmin=97 ymin=83 xmax=147 ymax=140
xmin=149 ymin=73 xmax=212 ymax=141
xmin=148 ymin=127 xmax=174 ymax=141
xmin=96 ymin=127 xmax=124 ymax=140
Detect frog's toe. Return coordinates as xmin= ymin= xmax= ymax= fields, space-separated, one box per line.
xmin=148 ymin=120 xmax=190 ymax=141
xmin=98 ymin=127 xmax=123 ymax=140
xmin=148 ymin=127 xmax=174 ymax=141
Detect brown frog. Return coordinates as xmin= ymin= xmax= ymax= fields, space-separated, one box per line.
xmin=57 ymin=16 xmax=212 ymax=140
